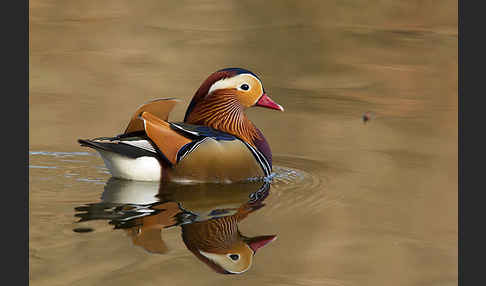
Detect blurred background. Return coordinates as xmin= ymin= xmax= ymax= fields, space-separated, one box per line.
xmin=29 ymin=1 xmax=457 ymax=285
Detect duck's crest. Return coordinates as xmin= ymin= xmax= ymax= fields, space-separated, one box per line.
xmin=217 ymin=67 xmax=260 ymax=79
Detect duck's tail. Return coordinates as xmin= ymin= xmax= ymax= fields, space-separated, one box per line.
xmin=77 ymin=138 xmax=158 ymax=159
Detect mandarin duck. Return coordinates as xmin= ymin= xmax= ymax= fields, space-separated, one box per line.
xmin=181 ymin=199 xmax=276 ymax=274
xmin=78 ymin=68 xmax=284 ymax=182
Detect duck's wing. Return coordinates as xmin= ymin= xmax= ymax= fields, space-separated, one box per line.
xmin=79 ymin=113 xmax=224 ymax=167
xmin=138 ymin=117 xmax=243 ymax=166
xmin=139 ymin=112 xmax=192 ymax=165
xmin=124 ymin=98 xmax=180 ymax=134
xmin=77 ymin=97 xmax=181 ymax=164
xmin=78 ymin=108 xmax=194 ymax=166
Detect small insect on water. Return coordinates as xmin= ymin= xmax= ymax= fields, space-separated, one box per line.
xmin=362 ymin=111 xmax=375 ymax=124
xmin=72 ymin=227 xmax=94 ymax=233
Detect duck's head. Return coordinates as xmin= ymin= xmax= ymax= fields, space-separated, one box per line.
xmin=184 ymin=68 xmax=284 ymax=123
xmin=195 ymin=234 xmax=277 ymax=274
xmin=181 ymin=199 xmax=276 ymax=274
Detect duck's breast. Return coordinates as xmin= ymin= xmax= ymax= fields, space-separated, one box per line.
xmin=169 ymin=138 xmax=265 ymax=183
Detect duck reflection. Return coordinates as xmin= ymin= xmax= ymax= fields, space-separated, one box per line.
xmin=74 ymin=178 xmax=276 ymax=274
xmin=181 ymin=199 xmax=275 ymax=274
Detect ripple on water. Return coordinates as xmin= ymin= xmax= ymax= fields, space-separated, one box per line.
xmin=29 ymin=150 xmax=343 ymax=214
xmin=29 ymin=151 xmax=94 ymax=157
xmin=29 ymin=165 xmax=58 ymax=169
xmin=269 ymin=155 xmax=345 ymax=214
xmin=29 ymin=150 xmax=108 ymax=186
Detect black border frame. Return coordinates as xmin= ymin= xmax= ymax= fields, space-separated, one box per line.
xmin=5 ymin=0 xmax=29 ymax=284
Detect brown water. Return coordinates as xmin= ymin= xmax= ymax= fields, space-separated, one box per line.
xmin=29 ymin=1 xmax=457 ymax=285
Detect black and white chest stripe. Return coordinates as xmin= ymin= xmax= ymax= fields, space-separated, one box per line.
xmin=241 ymin=141 xmax=272 ymax=177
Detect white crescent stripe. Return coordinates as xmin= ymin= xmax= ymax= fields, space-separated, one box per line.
xmin=208 ymin=74 xmax=262 ymax=99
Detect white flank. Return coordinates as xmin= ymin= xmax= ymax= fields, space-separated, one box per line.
xmin=97 ymin=150 xmax=161 ymax=181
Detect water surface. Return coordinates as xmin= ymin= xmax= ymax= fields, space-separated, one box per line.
xmin=30 ymin=1 xmax=457 ymax=285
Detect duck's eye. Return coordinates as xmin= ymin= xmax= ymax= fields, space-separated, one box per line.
xmin=229 ymin=254 xmax=239 ymax=261
xmin=240 ymin=84 xmax=250 ymax=91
